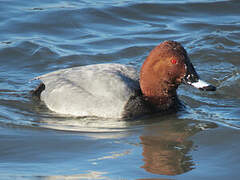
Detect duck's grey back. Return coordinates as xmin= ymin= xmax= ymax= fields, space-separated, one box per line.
xmin=35 ymin=63 xmax=141 ymax=118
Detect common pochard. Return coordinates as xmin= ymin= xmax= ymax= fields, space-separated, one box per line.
xmin=33 ymin=40 xmax=216 ymax=118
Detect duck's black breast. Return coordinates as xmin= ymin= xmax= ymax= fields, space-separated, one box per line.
xmin=122 ymin=89 xmax=154 ymax=119
xmin=123 ymin=90 xmax=184 ymax=119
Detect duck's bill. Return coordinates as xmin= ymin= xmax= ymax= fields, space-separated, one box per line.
xmin=183 ymin=62 xmax=216 ymax=91
xmin=188 ymin=79 xmax=216 ymax=91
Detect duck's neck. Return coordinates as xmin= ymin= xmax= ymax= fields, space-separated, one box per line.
xmin=140 ymin=82 xmax=178 ymax=111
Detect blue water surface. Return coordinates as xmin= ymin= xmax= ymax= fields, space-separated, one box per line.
xmin=0 ymin=0 xmax=240 ymax=179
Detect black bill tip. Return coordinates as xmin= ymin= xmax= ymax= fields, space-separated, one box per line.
xmin=199 ymin=84 xmax=216 ymax=91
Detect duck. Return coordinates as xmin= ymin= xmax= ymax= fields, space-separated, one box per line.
xmin=32 ymin=40 xmax=216 ymax=118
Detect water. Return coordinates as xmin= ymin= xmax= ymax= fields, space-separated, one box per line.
xmin=0 ymin=0 xmax=240 ymax=179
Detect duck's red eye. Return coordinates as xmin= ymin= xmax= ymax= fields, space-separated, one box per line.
xmin=171 ymin=59 xmax=177 ymax=64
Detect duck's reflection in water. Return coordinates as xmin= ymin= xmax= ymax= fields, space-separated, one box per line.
xmin=140 ymin=119 xmax=217 ymax=175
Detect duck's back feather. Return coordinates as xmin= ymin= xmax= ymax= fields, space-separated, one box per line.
xmin=35 ymin=63 xmax=143 ymax=118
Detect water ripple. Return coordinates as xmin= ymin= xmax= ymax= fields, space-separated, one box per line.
xmin=0 ymin=0 xmax=240 ymax=132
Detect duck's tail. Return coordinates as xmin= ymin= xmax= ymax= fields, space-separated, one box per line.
xmin=30 ymin=83 xmax=45 ymax=98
